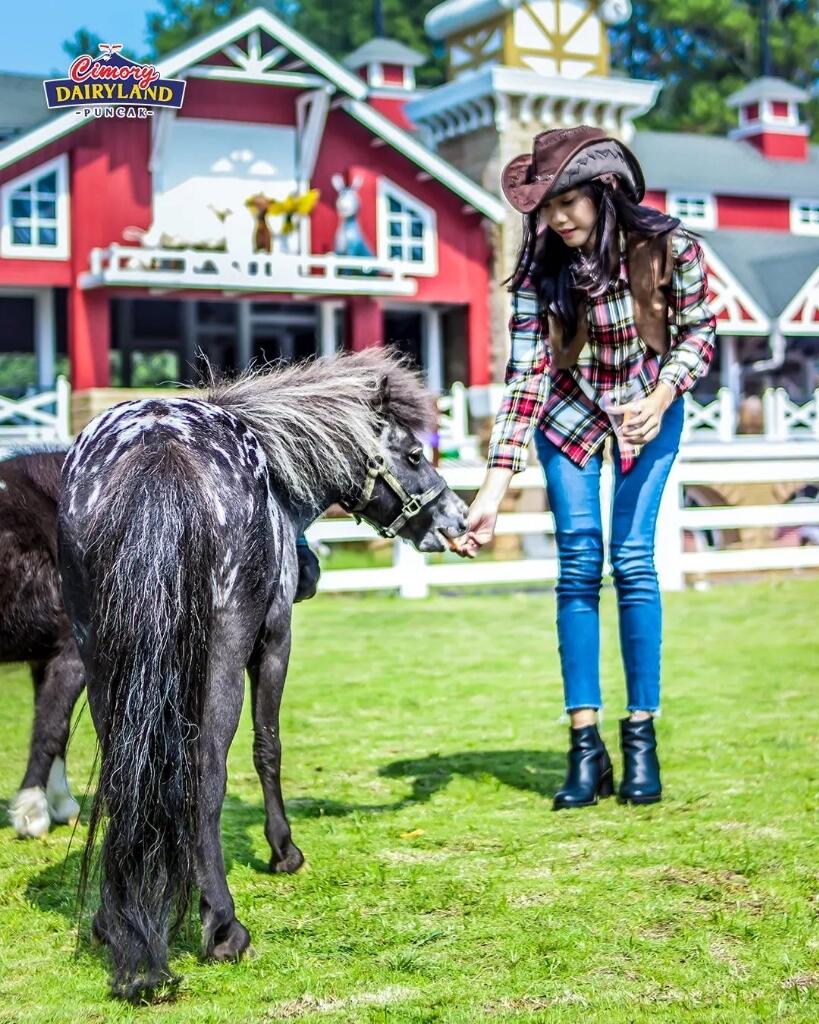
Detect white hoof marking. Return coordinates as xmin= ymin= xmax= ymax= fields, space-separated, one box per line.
xmin=10 ymin=787 xmax=51 ymax=838
xmin=46 ymin=757 xmax=81 ymax=824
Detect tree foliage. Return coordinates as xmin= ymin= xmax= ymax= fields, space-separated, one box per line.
xmin=63 ymin=0 xmax=818 ymax=137
xmin=610 ymin=1 xmax=819 ymax=139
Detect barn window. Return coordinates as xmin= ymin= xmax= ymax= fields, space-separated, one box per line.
xmin=667 ymin=192 xmax=716 ymax=231
xmin=0 ymin=155 xmax=70 ymax=259
xmin=791 ymin=198 xmax=819 ymax=236
xmin=376 ymin=177 xmax=437 ymax=275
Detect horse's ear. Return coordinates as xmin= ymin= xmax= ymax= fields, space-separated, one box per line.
xmin=331 ymin=173 xmax=345 ymax=193
xmin=375 ymin=374 xmax=391 ymax=416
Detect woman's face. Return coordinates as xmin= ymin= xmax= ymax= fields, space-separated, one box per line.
xmin=537 ymin=189 xmax=598 ymax=249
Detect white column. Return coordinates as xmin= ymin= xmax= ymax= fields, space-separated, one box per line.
xmin=34 ymin=289 xmax=56 ymax=389
xmin=422 ymin=307 xmax=444 ymax=394
xmin=319 ymin=301 xmax=340 ymax=358
xmin=237 ymin=301 xmax=252 ymax=369
xmin=720 ymin=335 xmax=741 ymax=403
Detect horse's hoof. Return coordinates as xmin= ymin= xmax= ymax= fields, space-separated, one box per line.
xmin=9 ymin=787 xmax=50 ymax=838
xmin=207 ymin=920 xmax=251 ymax=962
xmin=270 ymin=844 xmax=305 ymax=874
xmin=48 ymin=796 xmax=81 ymax=826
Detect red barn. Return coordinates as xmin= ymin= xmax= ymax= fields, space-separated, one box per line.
xmin=0 ymin=6 xmax=504 ymax=412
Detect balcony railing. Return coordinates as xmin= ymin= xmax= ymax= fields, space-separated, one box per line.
xmin=80 ymin=245 xmax=419 ymax=296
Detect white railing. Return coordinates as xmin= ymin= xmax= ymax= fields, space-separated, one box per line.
xmin=682 ymin=388 xmax=736 ymax=443
xmin=308 ymin=444 xmax=819 ymax=597
xmin=80 ymin=245 xmax=418 ymax=296
xmin=762 ymin=387 xmax=819 ymax=441
xmin=465 ymin=386 xmax=819 ymax=447
xmin=0 ymin=377 xmax=71 ymax=453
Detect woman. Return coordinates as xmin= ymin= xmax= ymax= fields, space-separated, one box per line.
xmin=463 ymin=126 xmax=716 ymax=809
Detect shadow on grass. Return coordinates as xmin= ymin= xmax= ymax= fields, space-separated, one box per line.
xmin=378 ymin=749 xmax=565 ymax=804
xmin=20 ymin=748 xmax=564 ymax=941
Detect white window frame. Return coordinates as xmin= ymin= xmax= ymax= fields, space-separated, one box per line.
xmin=376 ymin=177 xmax=437 ymax=276
xmin=1 ymin=154 xmax=70 ymax=260
xmin=667 ymin=191 xmax=716 ymax=231
xmin=790 ymin=197 xmax=819 ymax=236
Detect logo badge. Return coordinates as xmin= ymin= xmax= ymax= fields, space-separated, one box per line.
xmin=44 ymin=44 xmax=185 ymax=114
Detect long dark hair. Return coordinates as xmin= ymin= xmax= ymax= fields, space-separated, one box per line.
xmin=507 ymin=179 xmax=682 ymax=340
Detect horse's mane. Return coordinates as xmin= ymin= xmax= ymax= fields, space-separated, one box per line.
xmin=205 ymin=349 xmax=435 ymax=508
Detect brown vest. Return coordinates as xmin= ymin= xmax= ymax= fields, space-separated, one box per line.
xmin=547 ymin=231 xmax=675 ymax=370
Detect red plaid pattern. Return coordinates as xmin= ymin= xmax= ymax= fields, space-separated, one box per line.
xmin=487 ymin=229 xmax=716 ymax=474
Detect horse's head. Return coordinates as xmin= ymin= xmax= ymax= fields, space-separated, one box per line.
xmin=341 ymin=380 xmax=468 ymax=553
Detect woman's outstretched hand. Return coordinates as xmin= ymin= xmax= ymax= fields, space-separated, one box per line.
xmin=456 ymin=467 xmax=514 ymax=558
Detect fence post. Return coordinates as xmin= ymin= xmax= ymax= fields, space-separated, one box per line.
xmin=718 ymin=387 xmax=735 ymax=442
xmin=396 ymin=538 xmax=428 ymax=598
xmin=655 ymin=459 xmax=685 ymax=591
xmin=55 ymin=376 xmax=72 ymax=441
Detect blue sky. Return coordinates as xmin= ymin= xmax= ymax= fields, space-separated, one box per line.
xmin=1 ymin=1 xmax=159 ymax=75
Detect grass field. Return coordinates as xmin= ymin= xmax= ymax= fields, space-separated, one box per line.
xmin=0 ymin=578 xmax=817 ymax=1023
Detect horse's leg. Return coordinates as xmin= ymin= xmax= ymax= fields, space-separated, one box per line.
xmin=248 ymin=615 xmax=304 ymax=874
xmin=11 ymin=641 xmax=84 ymax=838
xmin=197 ymin=649 xmax=251 ymax=962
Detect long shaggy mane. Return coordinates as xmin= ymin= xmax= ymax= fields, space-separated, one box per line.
xmin=206 ymin=349 xmax=435 ymax=508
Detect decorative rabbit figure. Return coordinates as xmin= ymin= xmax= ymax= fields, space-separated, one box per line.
xmin=332 ymin=173 xmax=373 ymax=258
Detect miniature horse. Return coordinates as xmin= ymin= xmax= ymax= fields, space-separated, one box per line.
xmin=0 ymin=452 xmax=320 ymax=839
xmin=0 ymin=450 xmax=83 ymax=835
xmin=58 ymin=350 xmax=467 ymax=1001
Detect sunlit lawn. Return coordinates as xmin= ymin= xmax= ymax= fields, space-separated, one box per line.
xmin=0 ymin=578 xmax=817 ymax=1022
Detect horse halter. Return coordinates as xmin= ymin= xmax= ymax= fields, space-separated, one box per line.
xmin=341 ymin=452 xmax=447 ymax=540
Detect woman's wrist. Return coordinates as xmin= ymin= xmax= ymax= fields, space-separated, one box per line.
xmin=654 ymin=380 xmax=676 ymax=411
xmin=478 ymin=467 xmax=513 ymax=507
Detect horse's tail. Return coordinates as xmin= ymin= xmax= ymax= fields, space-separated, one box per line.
xmin=79 ymin=446 xmax=215 ymax=1000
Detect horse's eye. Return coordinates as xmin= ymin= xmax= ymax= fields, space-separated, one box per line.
xmin=407 ymin=448 xmax=423 ymax=466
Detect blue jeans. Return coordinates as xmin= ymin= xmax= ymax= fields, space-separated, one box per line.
xmin=534 ymin=398 xmax=684 ymax=714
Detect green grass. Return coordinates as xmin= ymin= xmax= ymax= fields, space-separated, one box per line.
xmin=0 ymin=579 xmax=817 ymax=1023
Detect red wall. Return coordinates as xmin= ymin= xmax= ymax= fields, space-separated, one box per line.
xmin=179 ymin=78 xmax=296 ymax=126
xmin=310 ymin=108 xmax=492 ymax=382
xmin=716 ymin=195 xmax=791 ymax=231
xmin=746 ymin=131 xmax=808 ymax=161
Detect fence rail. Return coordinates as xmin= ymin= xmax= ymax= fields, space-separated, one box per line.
xmin=0 ymin=378 xmax=71 ymax=453
xmin=308 ymin=445 xmax=819 ymax=597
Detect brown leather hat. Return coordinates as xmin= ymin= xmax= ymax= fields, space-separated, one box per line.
xmin=501 ymin=125 xmax=646 ymax=214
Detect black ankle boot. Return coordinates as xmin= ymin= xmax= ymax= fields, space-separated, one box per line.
xmin=553 ymin=724 xmax=614 ymax=810
xmin=618 ymin=717 xmax=662 ymax=805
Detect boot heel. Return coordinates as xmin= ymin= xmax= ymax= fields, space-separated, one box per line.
xmin=597 ymin=769 xmax=615 ymax=799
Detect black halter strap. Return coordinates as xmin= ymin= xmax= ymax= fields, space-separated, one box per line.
xmin=341 ymin=452 xmax=447 ymax=540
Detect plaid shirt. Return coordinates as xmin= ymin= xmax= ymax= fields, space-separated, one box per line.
xmin=487 ymin=229 xmax=716 ymax=474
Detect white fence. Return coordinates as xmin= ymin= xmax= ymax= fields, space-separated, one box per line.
xmin=0 ymin=378 xmax=71 ymax=454
xmin=308 ymin=443 xmax=819 ymax=597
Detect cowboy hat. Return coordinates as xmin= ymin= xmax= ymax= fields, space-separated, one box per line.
xmin=501 ymin=125 xmax=646 ymax=214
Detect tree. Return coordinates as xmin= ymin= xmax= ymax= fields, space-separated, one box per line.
xmin=609 ymin=1 xmax=819 ymax=139
xmin=63 ymin=1 xmax=818 ymax=137
xmin=62 ymin=28 xmax=104 ymax=60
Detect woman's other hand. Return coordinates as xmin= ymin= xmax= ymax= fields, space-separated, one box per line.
xmin=620 ymin=381 xmax=676 ymax=445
